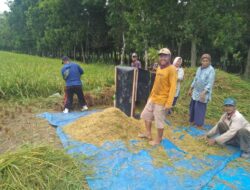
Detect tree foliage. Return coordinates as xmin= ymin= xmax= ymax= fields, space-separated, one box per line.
xmin=0 ymin=0 xmax=249 ymax=75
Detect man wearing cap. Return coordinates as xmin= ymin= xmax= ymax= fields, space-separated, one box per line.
xmin=205 ymin=98 xmax=250 ymax=158
xmin=131 ymin=53 xmax=141 ymax=69
xmin=139 ymin=48 xmax=177 ymax=146
xmin=61 ymin=56 xmax=88 ymax=113
xmin=188 ymin=54 xmax=215 ymax=128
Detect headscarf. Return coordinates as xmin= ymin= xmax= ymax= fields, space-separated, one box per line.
xmin=173 ymin=57 xmax=183 ymax=67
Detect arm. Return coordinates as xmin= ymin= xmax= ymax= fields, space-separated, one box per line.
xmin=61 ymin=67 xmax=67 ymax=80
xmin=191 ymin=68 xmax=199 ymax=88
xmin=204 ymin=68 xmax=215 ymax=93
xmin=165 ymin=67 xmax=177 ymax=108
xmin=206 ymin=114 xmax=224 ymax=137
xmin=206 ymin=124 xmax=219 ymax=138
xmin=215 ymin=118 xmax=242 ymax=145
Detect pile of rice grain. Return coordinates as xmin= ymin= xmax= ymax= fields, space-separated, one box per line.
xmin=63 ymin=107 xmax=144 ymax=145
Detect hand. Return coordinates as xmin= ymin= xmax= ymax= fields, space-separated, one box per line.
xmin=164 ymin=105 xmax=172 ymax=111
xmin=200 ymin=91 xmax=206 ymax=103
xmin=207 ymin=138 xmax=216 ymax=146
xmin=188 ymin=88 xmax=193 ymax=96
xmin=198 ymin=135 xmax=207 ymax=141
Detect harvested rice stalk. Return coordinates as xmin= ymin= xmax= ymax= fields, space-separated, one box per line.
xmin=0 ymin=145 xmax=91 ymax=190
xmin=64 ymin=107 xmax=145 ymax=146
xmin=164 ymin=128 xmax=229 ymax=158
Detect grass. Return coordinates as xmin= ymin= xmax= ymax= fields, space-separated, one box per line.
xmin=0 ymin=50 xmax=249 ymax=122
xmin=173 ymin=67 xmax=250 ymax=123
xmin=0 ymin=51 xmax=114 ymax=99
xmin=0 ymin=145 xmax=91 ymax=190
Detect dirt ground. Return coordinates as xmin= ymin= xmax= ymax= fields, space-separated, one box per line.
xmin=0 ymin=104 xmax=62 ymax=154
xmin=0 ymin=87 xmax=115 ymax=154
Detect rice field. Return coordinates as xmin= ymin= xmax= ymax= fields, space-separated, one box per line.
xmin=174 ymin=67 xmax=250 ymax=122
xmin=0 ymin=50 xmax=249 ymax=122
xmin=0 ymin=51 xmax=114 ymax=99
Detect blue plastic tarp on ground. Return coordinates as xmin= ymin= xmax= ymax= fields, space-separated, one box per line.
xmin=38 ymin=111 xmax=250 ymax=190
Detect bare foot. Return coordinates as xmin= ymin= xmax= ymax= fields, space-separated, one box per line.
xmin=149 ymin=140 xmax=161 ymax=146
xmin=138 ymin=133 xmax=152 ymax=140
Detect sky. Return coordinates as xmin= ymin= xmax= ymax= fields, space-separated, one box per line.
xmin=0 ymin=0 xmax=10 ymax=13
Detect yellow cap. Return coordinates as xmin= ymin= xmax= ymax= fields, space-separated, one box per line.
xmin=158 ymin=48 xmax=171 ymax=55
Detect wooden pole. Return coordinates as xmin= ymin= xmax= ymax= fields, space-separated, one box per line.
xmin=130 ymin=68 xmax=138 ymax=117
xmin=114 ymin=66 xmax=117 ymax=107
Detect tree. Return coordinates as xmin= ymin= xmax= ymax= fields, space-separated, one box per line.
xmin=182 ymin=0 xmax=215 ymax=67
xmin=211 ymin=1 xmax=246 ymax=71
xmin=240 ymin=0 xmax=250 ymax=78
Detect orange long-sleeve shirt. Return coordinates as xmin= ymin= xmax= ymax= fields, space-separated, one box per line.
xmin=149 ymin=65 xmax=177 ymax=108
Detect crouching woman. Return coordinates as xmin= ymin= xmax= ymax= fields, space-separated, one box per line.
xmin=205 ymin=98 xmax=250 ymax=158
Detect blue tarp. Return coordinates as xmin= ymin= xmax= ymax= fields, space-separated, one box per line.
xmin=38 ymin=111 xmax=250 ymax=190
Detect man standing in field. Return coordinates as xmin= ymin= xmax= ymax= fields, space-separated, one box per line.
xmin=131 ymin=53 xmax=142 ymax=69
xmin=205 ymin=98 xmax=250 ymax=158
xmin=139 ymin=48 xmax=177 ymax=146
xmin=61 ymin=56 xmax=88 ymax=113
xmin=188 ymin=54 xmax=215 ymax=128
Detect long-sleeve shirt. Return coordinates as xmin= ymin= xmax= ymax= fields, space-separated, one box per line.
xmin=191 ymin=65 xmax=215 ymax=103
xmin=61 ymin=63 xmax=83 ymax=87
xmin=175 ymin=67 xmax=184 ymax=97
xmin=131 ymin=60 xmax=142 ymax=69
xmin=149 ymin=65 xmax=177 ymax=108
xmin=206 ymin=110 xmax=250 ymax=144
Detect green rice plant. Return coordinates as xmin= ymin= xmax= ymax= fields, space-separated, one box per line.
xmin=0 ymin=51 xmax=114 ymax=99
xmin=175 ymin=67 xmax=250 ymax=122
xmin=0 ymin=145 xmax=91 ymax=190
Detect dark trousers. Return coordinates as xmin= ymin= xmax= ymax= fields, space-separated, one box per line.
xmin=218 ymin=122 xmax=250 ymax=152
xmin=189 ymin=99 xmax=207 ymax=126
xmin=65 ymin=86 xmax=87 ymax=109
xmin=172 ymin=96 xmax=178 ymax=106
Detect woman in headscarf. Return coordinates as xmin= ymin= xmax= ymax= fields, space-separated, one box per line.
xmin=188 ymin=54 xmax=215 ymax=128
xmin=172 ymin=57 xmax=184 ymax=107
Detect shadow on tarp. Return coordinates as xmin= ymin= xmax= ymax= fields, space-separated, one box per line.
xmin=38 ymin=111 xmax=250 ymax=190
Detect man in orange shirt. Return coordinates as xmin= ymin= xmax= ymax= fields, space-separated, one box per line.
xmin=139 ymin=48 xmax=177 ymax=145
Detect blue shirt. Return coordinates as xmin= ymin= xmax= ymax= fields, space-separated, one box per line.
xmin=61 ymin=62 xmax=83 ymax=87
xmin=191 ymin=65 xmax=215 ymax=103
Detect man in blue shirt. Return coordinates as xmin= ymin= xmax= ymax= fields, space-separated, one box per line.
xmin=188 ymin=54 xmax=215 ymax=128
xmin=61 ymin=56 xmax=88 ymax=113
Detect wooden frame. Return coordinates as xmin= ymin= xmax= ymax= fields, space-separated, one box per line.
xmin=115 ymin=66 xmax=138 ymax=117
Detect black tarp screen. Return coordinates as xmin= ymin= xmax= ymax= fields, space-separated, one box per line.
xmin=115 ymin=66 xmax=155 ymax=117
xmin=115 ymin=66 xmax=136 ymax=116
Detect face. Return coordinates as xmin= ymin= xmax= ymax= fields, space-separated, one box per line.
xmin=159 ymin=54 xmax=171 ymax=66
xmin=132 ymin=56 xmax=137 ymax=61
xmin=201 ymin=58 xmax=210 ymax=68
xmin=175 ymin=59 xmax=182 ymax=67
xmin=224 ymin=105 xmax=235 ymax=114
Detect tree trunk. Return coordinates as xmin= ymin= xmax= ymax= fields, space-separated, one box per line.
xmin=177 ymin=41 xmax=182 ymax=56
xmin=244 ymin=45 xmax=250 ymax=78
xmin=73 ymin=46 xmax=76 ymax=60
xmin=81 ymin=44 xmax=85 ymax=63
xmin=144 ymin=39 xmax=149 ymax=70
xmin=222 ymin=51 xmax=228 ymax=71
xmin=120 ymin=33 xmax=126 ymax=65
xmin=191 ymin=38 xmax=197 ymax=67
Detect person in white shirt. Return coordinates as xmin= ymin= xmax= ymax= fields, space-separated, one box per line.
xmin=205 ymin=98 xmax=250 ymax=158
xmin=173 ymin=57 xmax=184 ymax=106
xmin=168 ymin=57 xmax=184 ymax=114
